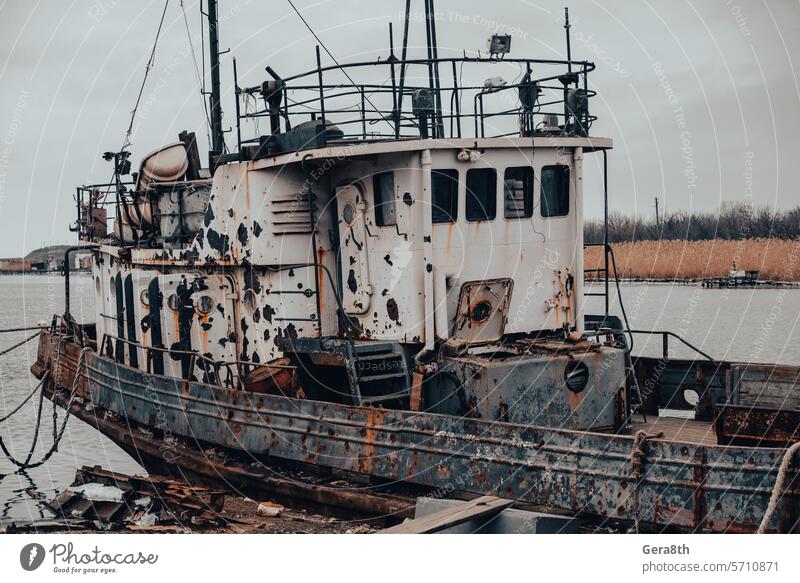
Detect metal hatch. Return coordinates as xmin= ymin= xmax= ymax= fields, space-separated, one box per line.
xmin=453 ymin=278 xmax=514 ymax=343
xmin=336 ymin=182 xmax=373 ymax=315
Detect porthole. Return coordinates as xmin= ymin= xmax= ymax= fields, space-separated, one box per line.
xmin=167 ymin=293 xmax=179 ymax=311
xmin=140 ymin=289 xmax=150 ymax=307
xmin=196 ymin=295 xmax=214 ymax=315
xmin=342 ymin=202 xmax=355 ymax=225
xmin=470 ymin=300 xmax=492 ymax=323
xmin=564 ymin=360 xmax=589 ymax=393
xmin=243 ymin=289 xmax=258 ymax=312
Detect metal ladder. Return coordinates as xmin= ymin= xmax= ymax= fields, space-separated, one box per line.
xmin=623 ymin=350 xmax=646 ymax=421
xmin=584 ymin=242 xmax=647 ymax=420
xmin=343 ymin=341 xmax=412 ymax=406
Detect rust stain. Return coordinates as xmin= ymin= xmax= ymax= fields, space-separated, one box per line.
xmin=244 ymin=171 xmax=251 ymax=210
xmin=359 ymin=408 xmax=386 ymax=475
xmin=200 ymin=313 xmax=210 ymax=350
xmin=317 ymin=248 xmax=325 ymax=322
xmin=567 ymin=387 xmax=583 ymax=410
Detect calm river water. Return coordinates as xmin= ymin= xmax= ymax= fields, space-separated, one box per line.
xmin=0 ymin=275 xmax=799 ymax=520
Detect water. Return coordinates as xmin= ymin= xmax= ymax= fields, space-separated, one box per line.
xmin=0 ymin=274 xmax=142 ymax=522
xmin=585 ymin=282 xmax=800 ymax=365
xmin=0 ymin=276 xmax=798 ymax=520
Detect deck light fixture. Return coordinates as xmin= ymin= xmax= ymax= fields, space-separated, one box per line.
xmin=488 ymin=34 xmax=511 ymax=57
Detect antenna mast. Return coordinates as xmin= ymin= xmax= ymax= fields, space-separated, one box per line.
xmin=564 ymin=7 xmax=572 ymax=72
xmin=207 ymin=0 xmax=225 ymax=162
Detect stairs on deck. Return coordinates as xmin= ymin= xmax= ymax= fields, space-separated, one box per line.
xmin=342 ymin=341 xmax=412 ymax=406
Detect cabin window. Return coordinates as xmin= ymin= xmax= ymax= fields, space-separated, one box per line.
xmin=431 ymin=169 xmax=459 ymax=223
xmin=465 ymin=168 xmax=497 ymax=222
xmin=540 ymin=165 xmax=570 ymax=217
xmin=504 ymin=167 xmax=534 ymax=219
xmin=372 ymin=172 xmax=396 ymax=227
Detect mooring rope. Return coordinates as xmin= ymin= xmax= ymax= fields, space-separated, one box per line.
xmin=757 ymin=441 xmax=800 ymax=534
xmin=0 ymin=331 xmax=40 ymax=358
xmin=0 ymin=331 xmax=46 ymax=424
xmin=0 ymin=347 xmax=91 ymax=474
xmin=0 ymin=326 xmax=47 ymax=334
xmin=0 ymin=371 xmax=48 ymax=425
xmin=630 ymin=430 xmax=663 ymax=533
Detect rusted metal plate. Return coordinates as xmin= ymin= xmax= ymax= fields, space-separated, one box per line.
xmin=715 ymin=404 xmax=800 ymax=447
xmin=39 ymin=379 xmax=416 ymax=520
xmin=432 ymin=347 xmax=625 ymax=431
xmin=729 ymin=364 xmax=800 ymax=410
xmin=36 ymin=332 xmax=800 ymax=532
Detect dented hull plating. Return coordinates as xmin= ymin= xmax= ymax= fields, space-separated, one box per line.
xmin=36 ymin=331 xmax=800 ymax=533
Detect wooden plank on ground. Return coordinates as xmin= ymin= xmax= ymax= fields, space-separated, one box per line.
xmin=379 ymin=496 xmax=513 ymax=534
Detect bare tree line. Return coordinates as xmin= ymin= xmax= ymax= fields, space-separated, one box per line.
xmin=584 ymin=202 xmax=800 ymax=244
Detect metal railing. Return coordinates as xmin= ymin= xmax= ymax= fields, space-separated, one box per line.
xmin=628 ymin=329 xmax=716 ymax=362
xmin=236 ymin=56 xmax=596 ymax=146
xmin=98 ymin=333 xmax=295 ymax=390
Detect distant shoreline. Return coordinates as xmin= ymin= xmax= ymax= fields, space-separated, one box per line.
xmin=585 ymin=238 xmax=800 ymax=282
xmin=0 ymin=269 xmax=91 ymax=276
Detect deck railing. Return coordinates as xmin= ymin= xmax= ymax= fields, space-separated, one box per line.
xmin=236 ymin=56 xmax=596 ymax=147
xmin=98 ymin=332 xmax=295 ymax=390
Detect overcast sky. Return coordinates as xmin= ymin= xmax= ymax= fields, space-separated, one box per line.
xmin=1 ymin=0 xmax=798 ymax=255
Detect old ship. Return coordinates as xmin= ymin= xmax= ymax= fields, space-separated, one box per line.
xmin=25 ymin=1 xmax=799 ymax=532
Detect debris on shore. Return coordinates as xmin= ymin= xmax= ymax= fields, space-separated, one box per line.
xmin=0 ymin=466 xmax=377 ymax=534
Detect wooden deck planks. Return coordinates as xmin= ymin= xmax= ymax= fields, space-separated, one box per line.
xmin=631 ymin=415 xmax=718 ymax=446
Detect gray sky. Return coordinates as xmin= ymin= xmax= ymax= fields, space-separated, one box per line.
xmin=1 ymin=0 xmax=798 ymax=255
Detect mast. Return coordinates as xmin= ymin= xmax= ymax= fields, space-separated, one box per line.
xmin=564 ymin=7 xmax=572 ymax=72
xmin=207 ymin=0 xmax=225 ymax=160
xmin=424 ymin=0 xmax=443 ymax=138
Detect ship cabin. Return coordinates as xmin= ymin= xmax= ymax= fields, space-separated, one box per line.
xmin=72 ymin=52 xmax=628 ymax=433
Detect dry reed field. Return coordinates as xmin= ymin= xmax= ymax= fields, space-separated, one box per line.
xmin=584 ymin=238 xmax=800 ymax=281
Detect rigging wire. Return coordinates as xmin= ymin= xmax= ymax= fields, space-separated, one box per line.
xmin=200 ymin=0 xmax=207 ymax=97
xmin=121 ymin=0 xmax=172 ymax=151
xmin=0 ymin=332 xmax=40 ymax=357
xmin=285 ymin=0 xmax=387 ymax=126
xmin=180 ymin=0 xmax=212 ymax=145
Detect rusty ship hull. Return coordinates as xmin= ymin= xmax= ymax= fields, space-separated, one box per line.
xmin=32 ymin=328 xmax=800 ymax=533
